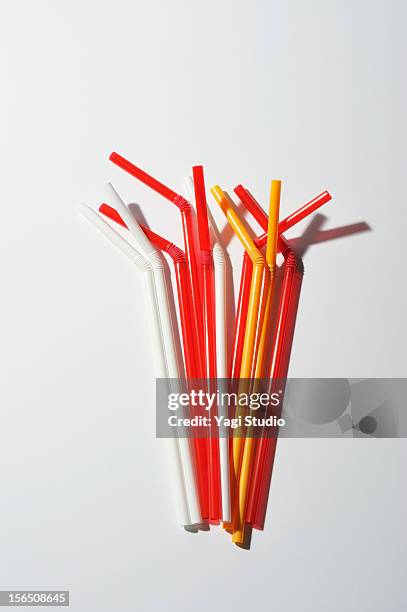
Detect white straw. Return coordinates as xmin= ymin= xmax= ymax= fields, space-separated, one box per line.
xmin=184 ymin=177 xmax=231 ymax=522
xmin=79 ymin=203 xmax=198 ymax=527
xmin=104 ymin=185 xmax=201 ymax=525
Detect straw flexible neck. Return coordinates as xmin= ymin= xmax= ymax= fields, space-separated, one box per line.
xmin=132 ymin=251 xmax=153 ymax=272
xmin=248 ymin=249 xmax=266 ymax=267
xmin=212 ymin=243 xmax=225 ymax=265
xmin=173 ymin=194 xmax=193 ymax=212
xmin=141 ymin=225 xmax=186 ymax=265
xmin=200 ymin=249 xmax=213 ymax=266
xmin=279 ymin=235 xmax=304 ymax=273
xmin=166 ymin=243 xmax=187 ymax=265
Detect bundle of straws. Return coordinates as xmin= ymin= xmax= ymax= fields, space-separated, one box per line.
xmin=80 ymin=152 xmax=332 ymax=547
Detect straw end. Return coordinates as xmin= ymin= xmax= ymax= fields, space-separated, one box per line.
xmin=210 ymin=185 xmax=225 ymax=207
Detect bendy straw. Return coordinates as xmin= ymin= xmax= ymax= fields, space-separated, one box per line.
xmin=249 ymin=243 xmax=304 ymax=529
xmin=185 ymin=175 xmax=231 ymax=523
xmin=78 ymin=204 xmax=196 ymax=527
xmin=101 ymin=184 xmax=201 ymax=525
xmin=210 ymin=186 xmax=268 ymax=543
xmin=234 ymin=181 xmax=281 ymax=544
xmin=98 ymin=202 xmax=210 ymax=520
xmin=193 ymin=166 xmax=217 ymax=379
xmin=192 ymin=165 xmax=221 ymax=523
xmin=109 ymin=152 xmax=204 ymax=378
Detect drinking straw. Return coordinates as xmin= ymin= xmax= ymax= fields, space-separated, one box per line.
xmin=192 ymin=165 xmax=221 ymax=523
xmin=210 ymin=186 xmax=268 ymax=543
xmin=233 ymin=181 xmax=281 ymax=544
xmin=185 ymin=175 xmax=231 ymax=523
xmin=185 ymin=175 xmax=231 ymax=522
xmin=100 ymin=184 xmax=201 ymax=525
xmin=98 ymin=202 xmax=210 ymax=519
xmin=249 ymin=244 xmax=304 ymax=530
xmin=78 ymin=204 xmax=196 ymax=527
xmin=193 ymin=166 xmax=217 ymax=380
xmin=109 ymin=152 xmax=204 ymax=378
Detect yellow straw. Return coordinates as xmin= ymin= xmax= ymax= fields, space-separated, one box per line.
xmin=211 ymin=185 xmax=267 ymax=542
xmin=234 ymin=180 xmax=281 ymax=543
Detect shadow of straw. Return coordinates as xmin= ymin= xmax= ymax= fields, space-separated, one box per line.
xmin=289 ymin=219 xmax=372 ymax=256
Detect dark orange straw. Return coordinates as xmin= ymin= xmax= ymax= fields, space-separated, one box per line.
xmin=192 ymin=165 xmax=221 ymax=523
xmin=98 ymin=202 xmax=210 ymax=520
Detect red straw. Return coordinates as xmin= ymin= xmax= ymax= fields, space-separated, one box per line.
xmin=192 ymin=165 xmax=221 ymax=523
xmin=250 ymin=246 xmax=304 ymax=529
xmin=98 ymin=202 xmax=210 ymax=519
xmin=109 ymin=153 xmax=204 ymax=378
xmin=109 ymin=152 xmax=179 ymax=202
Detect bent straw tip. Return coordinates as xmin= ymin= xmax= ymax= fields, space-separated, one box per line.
xmin=211 ymin=185 xmax=231 ymax=216
xmin=232 ymin=530 xmax=245 ymax=544
xmin=109 ymin=151 xmax=120 ymax=162
xmin=210 ymin=185 xmax=224 ymax=203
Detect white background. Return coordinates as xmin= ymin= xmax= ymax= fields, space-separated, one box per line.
xmin=1 ymin=1 xmax=406 ymax=610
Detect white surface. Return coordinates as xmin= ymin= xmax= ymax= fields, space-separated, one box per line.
xmin=1 ymin=1 xmax=406 ymax=611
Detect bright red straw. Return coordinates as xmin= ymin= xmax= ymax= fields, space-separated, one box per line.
xmin=250 ymin=246 xmax=304 ymax=528
xmin=192 ymin=165 xmax=221 ymax=523
xmin=109 ymin=153 xmax=204 ymax=378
